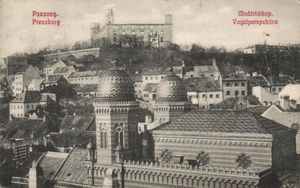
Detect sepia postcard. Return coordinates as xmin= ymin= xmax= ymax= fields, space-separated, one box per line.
xmin=0 ymin=0 xmax=299 ymax=187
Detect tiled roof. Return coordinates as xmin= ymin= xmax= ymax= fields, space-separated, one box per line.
xmin=54 ymin=148 xmax=90 ymax=185
xmin=143 ymin=83 xmax=159 ymax=92
xmin=268 ymin=75 xmax=298 ymax=86
xmin=60 ymin=115 xmax=95 ymax=132
xmin=10 ymin=91 xmax=41 ymax=103
xmin=153 ymin=110 xmax=269 ymax=134
xmin=39 ymin=152 xmax=69 ymax=180
xmin=184 ymin=78 xmax=221 ymax=92
xmin=253 ymin=114 xmax=290 ymax=134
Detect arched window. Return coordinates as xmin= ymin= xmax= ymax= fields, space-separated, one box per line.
xmin=114 ymin=123 xmax=124 ymax=148
xmin=104 ymin=132 xmax=107 ymax=148
xmin=100 ymin=132 xmax=104 ymax=148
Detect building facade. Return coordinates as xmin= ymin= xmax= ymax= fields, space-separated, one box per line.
xmin=91 ymin=9 xmax=173 ymax=48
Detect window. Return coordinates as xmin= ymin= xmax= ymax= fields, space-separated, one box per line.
xmin=226 ymin=83 xmax=230 ymax=87
xmin=241 ymin=90 xmax=245 ymax=96
xmin=226 ymin=91 xmax=230 ymax=96
xmin=234 ymin=83 xmax=238 ymax=87
xmin=235 ymin=91 xmax=239 ymax=96
xmin=209 ymin=94 xmax=213 ymax=98
xmin=145 ymin=77 xmax=148 ymax=80
xmin=236 ymin=153 xmax=252 ymax=169
xmin=216 ymin=94 xmax=219 ymax=98
xmin=241 ymin=82 xmax=245 ymax=86
xmin=202 ymin=94 xmax=206 ymax=98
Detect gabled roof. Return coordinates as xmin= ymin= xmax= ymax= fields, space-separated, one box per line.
xmin=153 ymin=109 xmax=270 ymax=134
xmin=252 ymin=114 xmax=291 ymax=134
xmin=10 ymin=91 xmax=41 ymax=103
xmin=39 ymin=94 xmax=55 ymax=103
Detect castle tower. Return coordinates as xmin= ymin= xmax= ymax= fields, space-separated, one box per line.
xmin=154 ymin=70 xmax=191 ymax=126
xmin=106 ymin=9 xmax=114 ymax=24
xmin=94 ymin=60 xmax=139 ymax=165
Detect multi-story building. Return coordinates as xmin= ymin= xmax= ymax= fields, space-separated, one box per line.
xmin=52 ymin=65 xmax=76 ymax=79
xmin=222 ymin=69 xmax=247 ymax=99
xmin=10 ymin=60 xmax=298 ymax=188
xmin=91 ymin=9 xmax=173 ymax=48
xmin=9 ymin=91 xmax=55 ymax=118
xmin=12 ymin=65 xmax=43 ymax=96
xmin=185 ymin=78 xmax=223 ymax=109
xmin=68 ymin=70 xmax=101 ymax=86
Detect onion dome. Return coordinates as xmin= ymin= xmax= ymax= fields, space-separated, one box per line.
xmin=156 ymin=71 xmax=187 ymax=102
xmin=98 ymin=60 xmax=135 ymax=101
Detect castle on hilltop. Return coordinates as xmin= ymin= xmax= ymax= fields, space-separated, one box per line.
xmin=90 ymin=9 xmax=173 ymax=48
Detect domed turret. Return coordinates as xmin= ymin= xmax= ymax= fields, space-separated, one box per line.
xmin=156 ymin=72 xmax=187 ymax=102
xmin=98 ymin=60 xmax=135 ymax=101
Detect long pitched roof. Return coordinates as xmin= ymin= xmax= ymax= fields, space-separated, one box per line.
xmin=10 ymin=91 xmax=41 ymax=103
xmin=153 ymin=109 xmax=287 ymax=134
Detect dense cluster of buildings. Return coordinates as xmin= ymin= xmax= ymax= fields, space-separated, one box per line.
xmin=0 ymin=8 xmax=299 ymax=188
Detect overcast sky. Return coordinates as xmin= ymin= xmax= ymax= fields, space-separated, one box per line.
xmin=0 ymin=0 xmax=299 ymax=57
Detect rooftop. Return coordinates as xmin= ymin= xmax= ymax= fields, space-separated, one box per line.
xmin=50 ymin=131 xmax=96 ymax=148
xmin=153 ymin=109 xmax=287 ymax=134
xmin=10 ymin=91 xmax=41 ymax=103
xmin=53 ymin=66 xmax=75 ymax=74
xmin=53 ymin=148 xmax=90 ymax=185
xmin=68 ymin=70 xmax=101 ymax=78
xmin=184 ymin=78 xmax=221 ymax=92
xmin=60 ymin=115 xmax=95 ymax=132
xmin=143 ymin=83 xmax=159 ymax=93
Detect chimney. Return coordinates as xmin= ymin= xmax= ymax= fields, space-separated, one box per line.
xmin=282 ymin=95 xmax=290 ymax=109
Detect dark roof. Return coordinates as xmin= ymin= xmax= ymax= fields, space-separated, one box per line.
xmin=60 ymin=115 xmax=94 ymax=132
xmin=143 ymin=83 xmax=159 ymax=92
xmin=53 ymin=148 xmax=90 ymax=185
xmin=184 ymin=78 xmax=221 ymax=92
xmin=247 ymin=76 xmax=270 ymax=87
xmin=4 ymin=119 xmax=47 ymax=140
xmin=253 ymin=114 xmax=291 ymax=134
xmin=10 ymin=91 xmax=41 ymax=103
xmin=267 ymin=75 xmax=298 ymax=86
xmin=43 ymin=75 xmax=64 ymax=84
xmin=53 ymin=66 xmax=74 ymax=74
xmin=50 ymin=131 xmax=95 ymax=148
xmin=153 ymin=110 xmax=269 ymax=134
xmin=39 ymin=152 xmax=69 ymax=180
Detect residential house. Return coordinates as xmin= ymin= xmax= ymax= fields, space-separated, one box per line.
xmin=184 ymin=60 xmax=220 ymax=80
xmin=12 ymin=65 xmax=43 ymax=96
xmin=247 ymin=73 xmax=270 ymax=95
xmin=221 ymin=67 xmax=247 ymax=99
xmin=41 ymin=75 xmax=69 ymax=89
xmin=185 ymin=78 xmax=223 ymax=108
xmin=9 ymin=91 xmax=56 ymax=118
xmin=131 ymin=73 xmax=143 ymax=99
